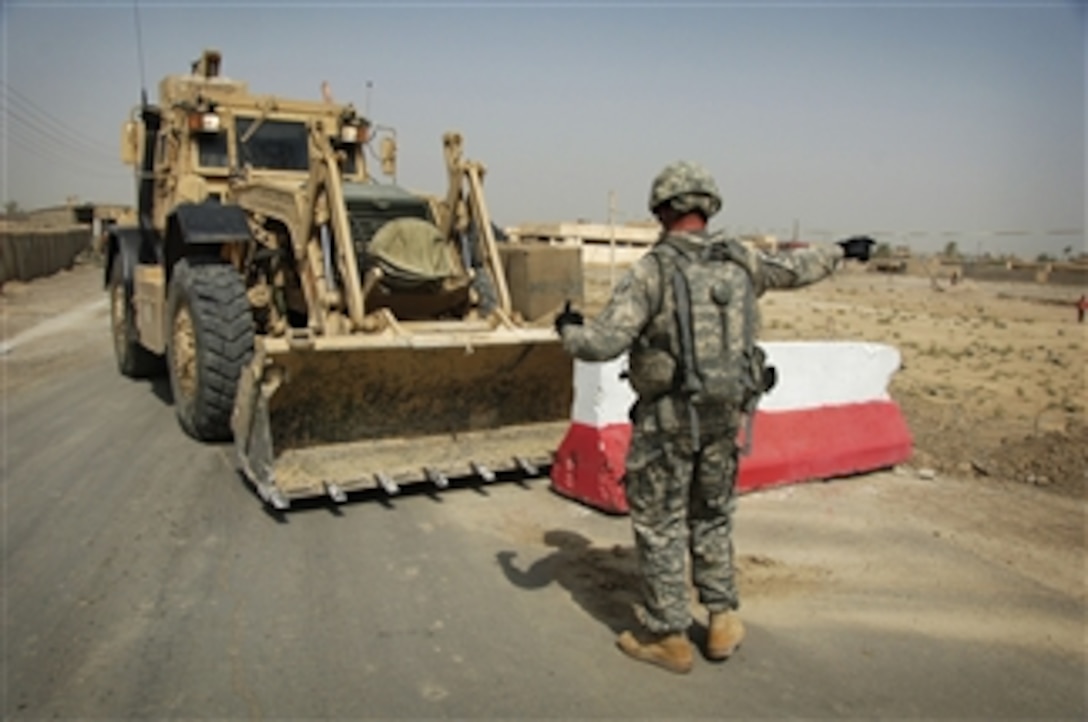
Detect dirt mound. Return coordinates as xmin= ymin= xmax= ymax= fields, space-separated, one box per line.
xmin=971 ymin=419 xmax=1087 ymax=497
xmin=895 ymin=382 xmax=1085 ymax=499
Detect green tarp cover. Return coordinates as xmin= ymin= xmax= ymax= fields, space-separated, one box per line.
xmin=368 ymin=217 xmax=457 ymax=289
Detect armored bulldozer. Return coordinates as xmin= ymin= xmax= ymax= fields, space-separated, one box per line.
xmin=106 ymin=49 xmax=580 ymax=508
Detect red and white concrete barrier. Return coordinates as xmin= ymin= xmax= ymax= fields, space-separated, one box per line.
xmin=549 ymin=341 xmax=914 ymax=514
xmin=549 ymin=355 xmax=637 ymax=514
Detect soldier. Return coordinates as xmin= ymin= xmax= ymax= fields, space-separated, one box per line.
xmin=555 ymin=161 xmax=873 ymax=673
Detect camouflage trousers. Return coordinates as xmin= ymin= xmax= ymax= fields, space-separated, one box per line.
xmin=624 ymin=422 xmax=740 ymax=634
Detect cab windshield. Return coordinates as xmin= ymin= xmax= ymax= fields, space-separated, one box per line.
xmin=236 ymin=117 xmax=309 ymax=171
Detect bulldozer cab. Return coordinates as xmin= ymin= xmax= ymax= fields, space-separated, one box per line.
xmin=122 ymin=49 xmax=375 ymax=221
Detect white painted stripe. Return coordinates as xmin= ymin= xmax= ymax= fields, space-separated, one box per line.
xmin=571 ymin=356 xmax=636 ymax=426
xmin=569 ymin=341 xmax=902 ymax=426
xmin=0 ymin=298 xmax=109 ymax=356
xmin=759 ymin=341 xmax=899 ymax=411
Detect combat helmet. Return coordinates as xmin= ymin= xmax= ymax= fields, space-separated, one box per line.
xmin=648 ymin=161 xmax=722 ymax=218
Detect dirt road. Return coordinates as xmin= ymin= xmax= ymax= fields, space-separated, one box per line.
xmin=1 ymin=260 xmax=1085 ymax=718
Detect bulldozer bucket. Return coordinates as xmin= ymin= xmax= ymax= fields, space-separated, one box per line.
xmin=232 ymin=323 xmax=573 ymax=507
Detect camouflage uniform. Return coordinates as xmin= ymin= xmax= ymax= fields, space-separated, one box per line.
xmin=560 ymin=161 xmax=844 ymax=634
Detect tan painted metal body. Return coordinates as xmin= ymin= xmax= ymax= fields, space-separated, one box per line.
xmin=119 ymin=49 xmax=578 ymax=507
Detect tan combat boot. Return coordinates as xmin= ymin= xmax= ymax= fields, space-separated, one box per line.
xmin=706 ymin=610 xmax=745 ymax=660
xmin=616 ymin=630 xmax=694 ymax=674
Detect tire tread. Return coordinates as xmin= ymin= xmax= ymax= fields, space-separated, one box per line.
xmin=169 ymin=258 xmax=254 ymax=441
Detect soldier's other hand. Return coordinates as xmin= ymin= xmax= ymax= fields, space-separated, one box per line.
xmin=554 ymin=300 xmax=584 ymax=335
xmin=838 ymin=235 xmax=876 ymax=262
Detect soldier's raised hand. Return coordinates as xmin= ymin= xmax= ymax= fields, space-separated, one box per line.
xmin=554 ymin=300 xmax=584 ymax=335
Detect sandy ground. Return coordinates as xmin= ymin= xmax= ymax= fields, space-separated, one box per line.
xmin=1 ymin=259 xmax=110 ymax=392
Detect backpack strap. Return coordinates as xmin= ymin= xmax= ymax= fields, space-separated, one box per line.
xmin=647 ymin=240 xmax=701 ymax=447
xmin=647 ymin=245 xmax=668 ymax=319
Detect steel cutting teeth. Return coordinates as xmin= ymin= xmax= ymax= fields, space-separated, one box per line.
xmin=255 ymin=480 xmax=285 ymax=509
xmin=515 ymin=456 xmax=539 ymax=476
xmin=263 ymin=486 xmax=289 ymax=511
xmin=471 ymin=462 xmax=496 ymax=483
xmin=324 ymin=481 xmax=347 ymax=504
xmin=375 ymin=473 xmax=399 ymax=495
xmin=425 ymin=467 xmax=449 ymax=489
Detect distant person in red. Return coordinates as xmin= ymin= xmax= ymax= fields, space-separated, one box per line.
xmin=1077 ymin=294 xmax=1087 ymax=323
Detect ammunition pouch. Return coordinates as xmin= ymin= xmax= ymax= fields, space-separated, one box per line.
xmin=626 ymin=347 xmax=678 ymax=400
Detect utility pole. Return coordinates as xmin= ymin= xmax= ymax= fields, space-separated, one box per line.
xmin=608 ymin=190 xmax=617 ymax=287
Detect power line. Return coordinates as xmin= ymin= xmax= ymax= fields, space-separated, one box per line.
xmin=7 ymin=144 xmax=132 ymax=185
xmin=5 ymin=135 xmax=132 ymax=182
xmin=0 ymin=81 xmax=115 ymax=153
xmin=4 ymin=125 xmax=125 ymax=180
xmin=4 ymin=104 xmax=119 ymax=164
xmin=2 ymin=97 xmax=119 ymax=163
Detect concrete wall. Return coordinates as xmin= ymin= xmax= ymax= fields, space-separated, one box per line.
xmin=498 ymin=243 xmax=584 ymax=321
xmin=1046 ymin=265 xmax=1088 ymax=287
xmin=963 ymin=263 xmax=1038 ymax=284
xmin=0 ymin=227 xmax=91 ymax=284
xmin=963 ymin=262 xmax=1088 ymax=287
xmin=506 ymin=222 xmax=660 ymax=246
xmin=21 ymin=206 xmax=80 ymax=228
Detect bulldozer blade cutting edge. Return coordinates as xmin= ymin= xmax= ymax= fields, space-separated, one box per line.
xmin=232 ymin=327 xmax=572 ymax=506
xmin=375 ymin=473 xmax=400 ymax=496
xmin=324 ymin=481 xmax=348 ymax=504
xmin=425 ymin=468 xmax=450 ymax=489
xmin=472 ymin=462 xmax=497 ymax=483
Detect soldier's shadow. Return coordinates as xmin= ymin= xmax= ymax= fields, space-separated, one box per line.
xmin=496 ymin=529 xmax=641 ymax=634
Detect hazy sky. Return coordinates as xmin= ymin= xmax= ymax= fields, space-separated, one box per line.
xmin=1 ymin=0 xmax=1084 ymax=255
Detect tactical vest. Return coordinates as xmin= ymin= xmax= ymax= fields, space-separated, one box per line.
xmin=627 ymin=231 xmax=773 ymax=415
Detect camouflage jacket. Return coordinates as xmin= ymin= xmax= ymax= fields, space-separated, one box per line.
xmin=561 ymin=229 xmax=844 ymax=433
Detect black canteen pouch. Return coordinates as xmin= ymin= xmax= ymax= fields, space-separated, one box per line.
xmin=742 ymin=344 xmax=777 ymax=411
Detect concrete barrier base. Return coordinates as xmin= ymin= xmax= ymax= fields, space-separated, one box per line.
xmin=549 ymin=342 xmax=914 ymax=514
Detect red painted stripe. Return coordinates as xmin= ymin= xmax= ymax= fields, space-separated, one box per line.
xmin=738 ymin=401 xmax=913 ymax=493
xmin=550 ymin=423 xmax=632 ymax=514
xmin=549 ymin=401 xmax=912 ymax=515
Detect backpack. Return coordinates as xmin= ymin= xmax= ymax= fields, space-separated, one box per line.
xmin=641 ymin=231 xmax=775 ymax=420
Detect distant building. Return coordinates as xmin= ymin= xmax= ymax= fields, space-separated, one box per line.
xmin=7 ymin=201 xmax=134 ymax=235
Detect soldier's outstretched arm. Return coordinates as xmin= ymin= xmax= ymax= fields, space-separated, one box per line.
xmin=756 ymin=243 xmax=845 ymax=292
xmin=560 ymin=258 xmax=657 ymax=362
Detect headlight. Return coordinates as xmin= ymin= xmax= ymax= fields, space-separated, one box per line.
xmin=188 ymin=112 xmax=221 ymax=133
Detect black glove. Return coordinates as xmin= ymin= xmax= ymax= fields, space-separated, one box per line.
xmin=554 ymin=300 xmax=584 ymax=335
xmin=838 ymin=236 xmax=876 ymax=262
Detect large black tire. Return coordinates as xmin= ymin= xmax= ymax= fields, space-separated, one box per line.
xmin=166 ymin=258 xmax=254 ymax=442
xmin=109 ymin=260 xmax=164 ymax=378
